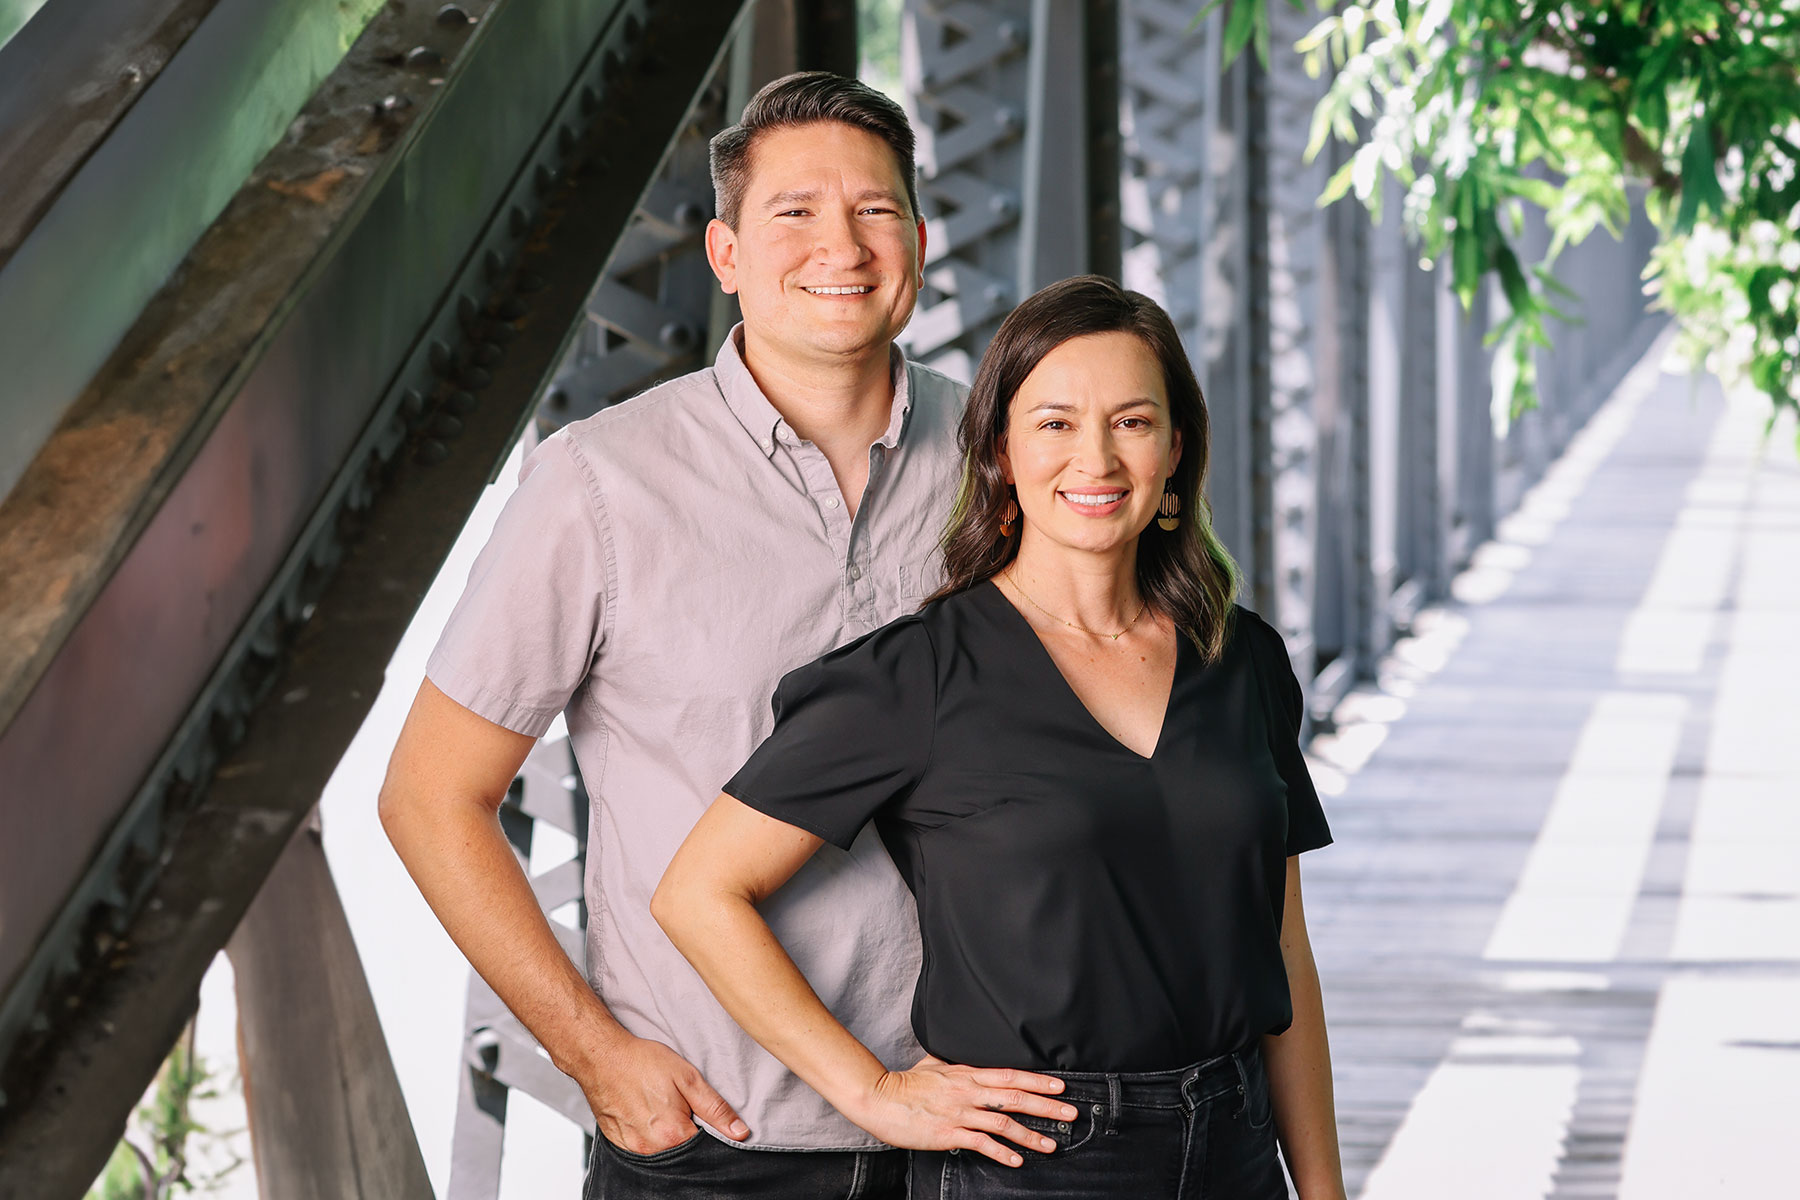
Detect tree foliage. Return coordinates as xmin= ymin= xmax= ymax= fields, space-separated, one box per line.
xmin=1210 ymin=0 xmax=1800 ymax=443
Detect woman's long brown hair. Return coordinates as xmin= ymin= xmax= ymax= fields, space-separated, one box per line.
xmin=926 ymin=275 xmax=1242 ymax=662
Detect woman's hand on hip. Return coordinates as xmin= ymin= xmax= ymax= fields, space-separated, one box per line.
xmin=844 ymin=1054 xmax=1079 ymax=1167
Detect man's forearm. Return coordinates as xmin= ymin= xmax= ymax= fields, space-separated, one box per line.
xmin=1262 ymin=949 xmax=1346 ymax=1200
xmin=382 ymin=788 xmax=626 ymax=1080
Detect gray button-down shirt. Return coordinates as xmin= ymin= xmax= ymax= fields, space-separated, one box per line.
xmin=428 ymin=327 xmax=967 ymax=1149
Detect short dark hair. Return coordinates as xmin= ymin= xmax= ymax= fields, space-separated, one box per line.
xmin=709 ymin=71 xmax=919 ymax=229
xmin=929 ymin=275 xmax=1242 ymax=663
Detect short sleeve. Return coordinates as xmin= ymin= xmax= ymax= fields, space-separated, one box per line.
xmin=1241 ymin=609 xmax=1333 ymax=856
xmin=724 ymin=618 xmax=937 ymax=850
xmin=425 ymin=435 xmax=609 ymax=737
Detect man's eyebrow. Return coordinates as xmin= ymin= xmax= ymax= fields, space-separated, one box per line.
xmin=761 ymin=189 xmax=819 ymax=210
xmin=759 ymin=188 xmax=906 ymax=211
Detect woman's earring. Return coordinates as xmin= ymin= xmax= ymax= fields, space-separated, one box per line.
xmin=999 ymin=497 xmax=1019 ymax=538
xmin=1157 ymin=481 xmax=1181 ymax=531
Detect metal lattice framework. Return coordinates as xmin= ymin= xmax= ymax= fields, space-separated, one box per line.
xmin=541 ymin=74 xmax=735 ymax=433
xmin=1248 ymin=0 xmax=1331 ymax=676
xmin=449 ymin=736 xmax=593 ymax=1200
xmin=1117 ymin=0 xmax=1258 ymax=582
xmin=900 ymin=0 xmax=1033 ymax=380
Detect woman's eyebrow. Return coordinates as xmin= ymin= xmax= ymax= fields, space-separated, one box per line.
xmin=1024 ymin=397 xmax=1159 ymax=415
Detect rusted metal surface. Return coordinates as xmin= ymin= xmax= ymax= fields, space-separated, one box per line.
xmin=0 ymin=0 xmax=219 ymax=264
xmin=0 ymin=0 xmax=744 ymax=1131
xmin=0 ymin=0 xmax=498 ymax=1028
xmin=0 ymin=0 xmax=749 ymax=1184
xmin=0 ymin=0 xmax=389 ymax=500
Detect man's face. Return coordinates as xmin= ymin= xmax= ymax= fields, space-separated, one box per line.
xmin=706 ymin=121 xmax=926 ymax=367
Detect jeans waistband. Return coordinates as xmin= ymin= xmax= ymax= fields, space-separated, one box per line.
xmin=1040 ymin=1045 xmax=1260 ymax=1130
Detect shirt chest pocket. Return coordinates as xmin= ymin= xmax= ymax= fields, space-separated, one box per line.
xmin=897 ymin=556 xmax=946 ymax=603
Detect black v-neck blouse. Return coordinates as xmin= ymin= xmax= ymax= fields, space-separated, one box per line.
xmin=724 ymin=582 xmax=1332 ymax=1073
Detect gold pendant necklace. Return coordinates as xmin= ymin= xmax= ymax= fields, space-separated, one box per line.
xmin=1004 ymin=569 xmax=1148 ymax=642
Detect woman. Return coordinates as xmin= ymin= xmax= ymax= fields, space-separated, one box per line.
xmin=653 ymin=275 xmax=1346 ymax=1199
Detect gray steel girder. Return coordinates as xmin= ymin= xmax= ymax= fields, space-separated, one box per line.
xmin=0 ymin=0 xmax=751 ymax=1192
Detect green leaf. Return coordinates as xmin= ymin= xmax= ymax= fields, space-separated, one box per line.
xmin=1676 ymin=112 xmax=1725 ymax=232
xmin=1188 ymin=0 xmax=1229 ymax=33
xmin=1502 ymin=174 xmax=1562 ymax=210
xmin=1319 ymin=157 xmax=1358 ymax=207
xmin=1223 ymin=0 xmax=1257 ymax=66
xmin=1305 ymin=95 xmax=1339 ymax=163
xmin=1453 ymin=225 xmax=1480 ymax=308
xmin=1532 ymin=263 xmax=1581 ymax=302
xmin=1495 ymin=241 xmax=1531 ymax=315
xmin=1252 ymin=0 xmax=1271 ymax=68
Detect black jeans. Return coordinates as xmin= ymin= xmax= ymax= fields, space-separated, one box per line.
xmin=910 ymin=1046 xmax=1288 ymax=1200
xmin=582 ymin=1127 xmax=908 ymax=1199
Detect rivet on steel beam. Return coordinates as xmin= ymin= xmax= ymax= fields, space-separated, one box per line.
xmin=624 ymin=14 xmax=642 ymax=42
xmin=535 ymin=163 xmax=558 ymax=195
xmin=601 ymin=50 xmax=622 ymax=82
xmin=462 ymin=367 xmax=493 ymax=390
xmin=431 ymin=414 xmax=465 ymax=438
xmin=400 ymin=388 xmax=426 ymax=419
xmin=372 ymin=94 xmax=412 ymax=120
xmin=436 ymin=3 xmax=474 ymax=27
xmin=417 ymin=439 xmax=451 ymax=465
xmin=509 ymin=204 xmax=530 ymax=236
xmin=485 ymin=248 xmax=506 ymax=282
xmin=674 ymin=201 xmax=707 ymax=230
xmin=998 ymin=21 xmax=1026 ymax=48
xmin=985 ymin=284 xmax=1011 ymax=306
xmin=518 ymin=272 xmax=547 ymax=293
xmin=989 ymin=192 xmax=1017 ymax=217
xmin=996 ymin=107 xmax=1023 ymax=133
xmin=659 ymin=322 xmax=696 ymax=351
xmin=580 ymin=84 xmax=600 ymax=115
xmin=446 ymin=390 xmax=478 ymax=413
xmin=558 ymin=124 xmax=577 ymax=155
xmin=120 ymin=64 xmax=144 ymax=86
xmin=429 ymin=340 xmax=454 ymax=375
xmin=473 ymin=343 xmax=502 ymax=367
xmin=494 ymin=297 xmax=528 ymax=320
xmin=458 ymin=294 xmax=479 ymax=327
xmin=470 ymin=1027 xmax=502 ymax=1073
xmin=488 ymin=321 xmax=517 ymax=343
xmin=405 ymin=46 xmax=444 ymax=70
xmin=548 ymin=389 xmax=570 ymax=411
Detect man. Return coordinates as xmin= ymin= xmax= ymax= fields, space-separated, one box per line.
xmin=380 ymin=72 xmax=966 ymax=1197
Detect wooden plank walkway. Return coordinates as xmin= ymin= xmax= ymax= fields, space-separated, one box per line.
xmin=1302 ymin=335 xmax=1800 ymax=1200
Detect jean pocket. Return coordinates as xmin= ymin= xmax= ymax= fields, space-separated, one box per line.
xmin=1012 ymin=1105 xmax=1096 ymax=1157
xmin=1242 ymin=1054 xmax=1275 ymax=1132
xmin=603 ymin=1127 xmax=705 ymax=1167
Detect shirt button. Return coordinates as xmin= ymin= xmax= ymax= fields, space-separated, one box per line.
xmin=825 ymin=497 xmax=840 ymax=509
xmin=761 ymin=439 xmax=773 ymax=452
xmin=848 ymin=566 xmax=862 ymax=582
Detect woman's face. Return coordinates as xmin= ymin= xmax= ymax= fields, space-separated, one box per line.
xmin=999 ymin=331 xmax=1182 ymax=559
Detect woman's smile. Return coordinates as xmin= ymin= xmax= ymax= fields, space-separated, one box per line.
xmin=1058 ymin=488 xmax=1129 ymax=516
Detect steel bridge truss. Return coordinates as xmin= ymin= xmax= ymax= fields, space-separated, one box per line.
xmin=0 ymin=0 xmax=1664 ymax=1195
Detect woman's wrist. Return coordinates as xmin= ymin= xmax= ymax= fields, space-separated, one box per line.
xmin=815 ymin=1055 xmax=894 ymax=1130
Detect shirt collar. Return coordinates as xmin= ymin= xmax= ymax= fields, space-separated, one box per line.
xmin=714 ymin=323 xmax=914 ymax=459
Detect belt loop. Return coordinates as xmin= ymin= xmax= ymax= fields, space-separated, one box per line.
xmin=1178 ymin=1064 xmax=1202 ymax=1113
xmin=1103 ymin=1075 xmax=1122 ymax=1136
xmin=1231 ymin=1050 xmax=1250 ymax=1120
